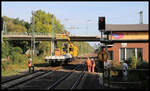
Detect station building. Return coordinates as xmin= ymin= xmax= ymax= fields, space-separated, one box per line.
xmin=105 ymin=24 xmax=149 ymax=65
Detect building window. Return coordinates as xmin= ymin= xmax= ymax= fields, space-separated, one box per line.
xmin=137 ymin=48 xmax=143 ymax=61
xmin=120 ymin=48 xmax=143 ymax=62
xmin=126 ymin=48 xmax=135 ymax=60
xmin=108 ymin=51 xmax=113 ymax=60
xmin=120 ymin=48 xmax=125 ymax=62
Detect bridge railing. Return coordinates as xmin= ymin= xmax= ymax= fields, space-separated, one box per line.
xmin=3 ymin=32 xmax=101 ymax=37
xmin=3 ymin=32 xmax=53 ymax=37
xmin=3 ymin=32 xmax=29 ymax=35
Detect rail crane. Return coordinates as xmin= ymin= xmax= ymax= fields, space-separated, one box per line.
xmin=45 ymin=32 xmax=78 ymax=66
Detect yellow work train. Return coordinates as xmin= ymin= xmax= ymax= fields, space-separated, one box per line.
xmin=45 ymin=33 xmax=79 ymax=66
xmin=62 ymin=42 xmax=78 ymax=58
xmin=54 ymin=33 xmax=78 ymax=61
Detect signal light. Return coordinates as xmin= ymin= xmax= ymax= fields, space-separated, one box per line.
xmin=98 ymin=17 xmax=105 ymax=30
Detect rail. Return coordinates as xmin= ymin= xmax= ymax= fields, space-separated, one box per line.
xmin=1 ymin=70 xmax=38 ymax=84
xmin=46 ymin=64 xmax=83 ymax=89
xmin=1 ymin=71 xmax=51 ymax=90
xmin=71 ymin=65 xmax=86 ymax=89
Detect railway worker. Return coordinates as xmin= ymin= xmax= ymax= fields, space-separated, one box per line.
xmin=28 ymin=58 xmax=32 ymax=73
xmin=86 ymin=57 xmax=92 ymax=72
xmin=122 ymin=60 xmax=128 ymax=81
xmin=91 ymin=58 xmax=96 ymax=72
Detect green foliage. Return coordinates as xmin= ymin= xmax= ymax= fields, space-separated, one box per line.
xmin=1 ymin=61 xmax=9 ymax=71
xmin=11 ymin=47 xmax=23 ymax=54
xmin=8 ymin=40 xmax=30 ymax=53
xmin=2 ymin=41 xmax=10 ymax=58
xmin=9 ymin=48 xmax=20 ymax=64
xmin=76 ymin=42 xmax=94 ymax=56
xmin=131 ymin=56 xmax=137 ymax=69
xmin=28 ymin=10 xmax=64 ymax=33
xmin=2 ymin=10 xmax=94 ymax=61
xmin=136 ymin=60 xmax=149 ymax=69
xmin=2 ymin=16 xmax=29 ymax=32
xmin=38 ymin=41 xmax=51 ymax=56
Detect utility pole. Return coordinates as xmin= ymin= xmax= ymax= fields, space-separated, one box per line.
xmin=87 ymin=20 xmax=91 ymax=54
xmin=139 ymin=11 xmax=143 ymax=24
xmin=51 ymin=14 xmax=55 ymax=56
xmin=31 ymin=11 xmax=35 ymax=67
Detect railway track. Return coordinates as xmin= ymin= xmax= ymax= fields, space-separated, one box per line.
xmin=1 ymin=70 xmax=51 ymax=90
xmin=2 ymin=62 xmax=86 ymax=90
xmin=46 ymin=64 xmax=82 ymax=90
xmin=52 ymin=63 xmax=87 ymax=90
xmin=1 ymin=71 xmax=37 ymax=84
xmin=71 ymin=67 xmax=86 ymax=89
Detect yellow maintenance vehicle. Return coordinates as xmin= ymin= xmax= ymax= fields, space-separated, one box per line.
xmin=61 ymin=32 xmax=78 ymax=59
xmin=45 ymin=32 xmax=78 ymax=66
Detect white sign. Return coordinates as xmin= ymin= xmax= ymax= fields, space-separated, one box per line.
xmin=121 ymin=43 xmax=127 ymax=47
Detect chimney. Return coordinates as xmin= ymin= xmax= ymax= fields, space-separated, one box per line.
xmin=139 ymin=11 xmax=143 ymax=24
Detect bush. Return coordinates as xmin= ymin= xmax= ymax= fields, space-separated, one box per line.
xmin=131 ymin=56 xmax=137 ymax=69
xmin=126 ymin=56 xmax=138 ymax=69
xmin=136 ymin=60 xmax=149 ymax=69
xmin=2 ymin=61 xmax=9 ymax=71
xmin=111 ymin=63 xmax=122 ymax=70
xmin=11 ymin=47 xmax=23 ymax=54
xmin=126 ymin=58 xmax=132 ymax=68
xmin=2 ymin=41 xmax=10 ymax=58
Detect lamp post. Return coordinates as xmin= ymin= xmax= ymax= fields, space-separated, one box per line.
xmin=31 ymin=11 xmax=35 ymax=69
xmin=51 ymin=14 xmax=55 ymax=56
xmin=87 ymin=20 xmax=91 ymax=54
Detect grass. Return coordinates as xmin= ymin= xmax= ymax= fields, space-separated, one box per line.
xmin=1 ymin=56 xmax=45 ymax=77
xmin=2 ymin=61 xmax=28 ymax=76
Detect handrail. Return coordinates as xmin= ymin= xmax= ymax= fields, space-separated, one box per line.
xmin=3 ymin=32 xmax=101 ymax=36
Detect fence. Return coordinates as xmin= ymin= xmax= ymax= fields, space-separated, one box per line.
xmin=103 ymin=69 xmax=149 ymax=89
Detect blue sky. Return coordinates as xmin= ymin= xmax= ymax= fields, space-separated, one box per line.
xmin=2 ymin=1 xmax=149 ymax=47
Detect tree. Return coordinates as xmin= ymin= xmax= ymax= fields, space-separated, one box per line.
xmin=28 ymin=10 xmax=66 ymax=57
xmin=28 ymin=10 xmax=64 ymax=33
xmin=38 ymin=41 xmax=51 ymax=56
xmin=2 ymin=41 xmax=10 ymax=58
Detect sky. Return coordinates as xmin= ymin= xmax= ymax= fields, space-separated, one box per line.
xmin=2 ymin=1 xmax=149 ymax=47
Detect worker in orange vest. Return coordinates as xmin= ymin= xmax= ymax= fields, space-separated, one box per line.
xmin=91 ymin=58 xmax=96 ymax=72
xmin=28 ymin=58 xmax=32 ymax=73
xmin=86 ymin=57 xmax=92 ymax=72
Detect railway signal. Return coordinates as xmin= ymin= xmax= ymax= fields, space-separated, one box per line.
xmin=98 ymin=17 xmax=105 ymax=30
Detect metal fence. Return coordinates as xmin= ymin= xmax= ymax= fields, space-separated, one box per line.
xmin=3 ymin=32 xmax=101 ymax=37
xmin=103 ymin=69 xmax=149 ymax=89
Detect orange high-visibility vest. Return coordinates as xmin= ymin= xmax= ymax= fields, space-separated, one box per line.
xmin=28 ymin=61 xmax=32 ymax=67
xmin=92 ymin=61 xmax=95 ymax=67
xmin=86 ymin=59 xmax=91 ymax=66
